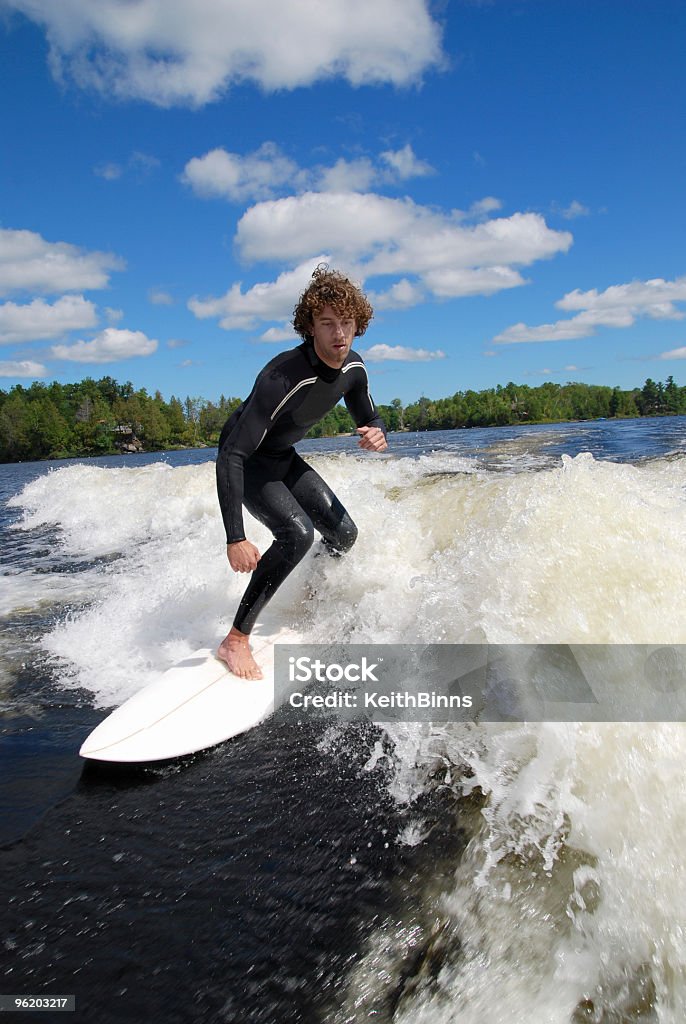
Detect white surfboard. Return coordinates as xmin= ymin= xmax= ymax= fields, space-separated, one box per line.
xmin=79 ymin=629 xmax=298 ymax=763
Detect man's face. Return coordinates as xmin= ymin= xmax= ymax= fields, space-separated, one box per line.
xmin=310 ymin=304 xmax=356 ymax=369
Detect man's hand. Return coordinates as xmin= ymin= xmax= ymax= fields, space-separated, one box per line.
xmin=227 ymin=539 xmax=261 ymax=573
xmin=356 ymin=426 xmax=388 ymax=452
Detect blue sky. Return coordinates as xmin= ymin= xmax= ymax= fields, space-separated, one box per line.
xmin=1 ymin=0 xmax=685 ymax=406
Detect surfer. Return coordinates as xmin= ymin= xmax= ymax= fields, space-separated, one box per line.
xmin=215 ymin=266 xmax=388 ymax=679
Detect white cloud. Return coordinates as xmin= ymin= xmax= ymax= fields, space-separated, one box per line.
xmin=6 ymin=0 xmax=443 ymax=107
xmin=166 ymin=338 xmax=189 ymax=349
xmin=315 ymin=158 xmax=379 ymax=193
xmin=379 ymin=144 xmax=434 ymax=180
xmin=182 ymin=143 xmax=435 ymax=202
xmin=51 ymin=328 xmax=158 ymax=363
xmin=0 ymin=360 xmax=48 ymax=378
xmin=188 ymin=194 xmax=570 ymax=331
xmin=658 ymin=346 xmax=686 ymax=360
xmin=0 ymin=228 xmax=123 ymax=296
xmin=95 ymin=151 xmax=160 ymax=181
xmin=149 ymin=289 xmax=175 ymax=306
xmin=315 ymin=146 xmax=434 ymax=191
xmin=105 ymin=306 xmax=124 ymax=323
xmin=495 ymin=275 xmax=686 ymax=344
xmin=468 ymin=196 xmax=503 ymax=218
xmin=259 ymin=326 xmax=298 ymax=343
xmin=494 ymin=319 xmax=593 ymax=344
xmin=361 ymin=344 xmax=445 ymax=362
xmin=189 ymin=257 xmax=328 ymax=330
xmin=181 ymin=143 xmax=299 ymax=201
xmin=370 ymin=278 xmax=425 ymax=310
xmin=561 ymin=200 xmax=590 ymax=220
xmin=557 ymin=277 xmax=686 ymax=319
xmin=0 ymin=295 xmax=98 ymax=344
xmin=236 ymin=193 xmax=571 ymax=273
xmin=422 ymin=266 xmax=527 ymax=298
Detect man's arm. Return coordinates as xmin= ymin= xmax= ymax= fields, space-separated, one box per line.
xmin=216 ymin=371 xmax=286 ymax=550
xmin=343 ymin=364 xmax=388 ymax=452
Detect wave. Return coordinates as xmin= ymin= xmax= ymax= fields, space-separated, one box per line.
xmin=8 ymin=449 xmax=686 ymax=1020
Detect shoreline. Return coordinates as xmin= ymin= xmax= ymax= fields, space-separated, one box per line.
xmin=0 ymin=413 xmax=681 ymax=467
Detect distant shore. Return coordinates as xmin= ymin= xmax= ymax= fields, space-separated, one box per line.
xmin=2 ymin=374 xmax=684 ymax=464
xmin=4 ymin=413 xmax=685 ymax=466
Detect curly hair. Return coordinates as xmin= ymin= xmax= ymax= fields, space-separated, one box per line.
xmin=292 ymin=265 xmax=373 ymax=340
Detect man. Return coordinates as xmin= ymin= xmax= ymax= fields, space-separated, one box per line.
xmin=216 ymin=266 xmax=388 ymax=679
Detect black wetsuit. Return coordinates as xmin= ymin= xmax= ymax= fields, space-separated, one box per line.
xmin=216 ymin=340 xmax=386 ymax=633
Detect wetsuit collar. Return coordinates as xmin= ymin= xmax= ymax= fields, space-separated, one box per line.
xmin=302 ymin=338 xmax=342 ymax=383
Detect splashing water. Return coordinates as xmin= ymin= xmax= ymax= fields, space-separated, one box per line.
xmin=7 ymin=444 xmax=686 ymax=1021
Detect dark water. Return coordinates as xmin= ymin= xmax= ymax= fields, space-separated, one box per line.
xmin=1 ymin=701 xmax=465 ymax=1023
xmin=1 ymin=714 xmax=423 ymax=1024
xmin=2 ymin=417 xmax=686 ymax=1023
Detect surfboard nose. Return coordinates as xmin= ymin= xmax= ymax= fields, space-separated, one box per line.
xmin=79 ymin=631 xmax=298 ymax=763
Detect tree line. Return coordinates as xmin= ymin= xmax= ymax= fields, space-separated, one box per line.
xmin=1 ymin=374 xmax=685 ymax=463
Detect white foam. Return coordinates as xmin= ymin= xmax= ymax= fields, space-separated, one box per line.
xmin=9 ymin=448 xmax=686 ymax=687
xmin=360 ymin=719 xmax=686 ymax=1023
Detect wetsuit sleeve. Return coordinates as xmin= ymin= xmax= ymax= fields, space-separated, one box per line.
xmin=343 ymin=365 xmax=387 ymax=436
xmin=216 ymin=371 xmax=287 ymax=544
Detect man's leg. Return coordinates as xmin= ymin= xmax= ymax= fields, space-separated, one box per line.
xmin=233 ymin=476 xmax=316 ymax=633
xmin=219 ymin=453 xmax=357 ymax=678
xmin=284 ymin=453 xmax=358 ymax=556
xmin=219 ymin=463 xmax=316 ymax=678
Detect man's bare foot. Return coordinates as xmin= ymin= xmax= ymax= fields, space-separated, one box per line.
xmin=217 ymin=627 xmax=263 ymax=680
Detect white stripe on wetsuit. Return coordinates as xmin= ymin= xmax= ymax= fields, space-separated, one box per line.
xmin=341 ymin=361 xmax=373 ymax=417
xmin=270 ymin=377 xmax=318 ymax=419
xmin=255 ymin=376 xmax=318 ymax=449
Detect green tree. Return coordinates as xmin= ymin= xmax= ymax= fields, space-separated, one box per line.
xmin=664 ymin=375 xmax=680 ymax=414
xmin=638 ymin=379 xmax=661 ymax=415
xmin=163 ymin=396 xmax=187 ymax=444
xmin=0 ymin=391 xmax=30 ymax=460
xmin=26 ymin=396 xmax=70 ymax=458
